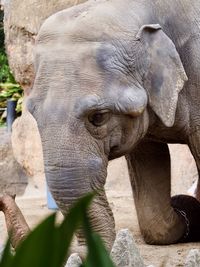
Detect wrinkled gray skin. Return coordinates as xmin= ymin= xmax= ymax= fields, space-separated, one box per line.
xmin=27 ymin=0 xmax=200 ymax=250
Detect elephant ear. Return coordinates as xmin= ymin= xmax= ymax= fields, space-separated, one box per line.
xmin=137 ymin=24 xmax=188 ymax=127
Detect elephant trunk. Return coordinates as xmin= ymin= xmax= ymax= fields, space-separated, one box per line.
xmin=42 ymin=132 xmax=116 ymax=251
xmin=0 ymin=195 xmax=30 ymax=249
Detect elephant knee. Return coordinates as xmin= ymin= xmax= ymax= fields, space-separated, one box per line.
xmin=140 ymin=209 xmax=186 ymax=245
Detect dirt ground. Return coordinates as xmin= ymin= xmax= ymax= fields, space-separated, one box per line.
xmin=0 ymin=145 xmax=200 ymax=266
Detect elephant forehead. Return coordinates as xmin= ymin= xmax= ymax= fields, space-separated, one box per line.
xmin=34 ymin=44 xmax=104 ymax=90
xmin=30 ymin=52 xmax=108 ymax=120
xmin=34 ymin=41 xmax=101 ymax=70
xmin=36 ymin=0 xmax=130 ymax=46
xmin=32 ymin=46 xmax=142 ymax=119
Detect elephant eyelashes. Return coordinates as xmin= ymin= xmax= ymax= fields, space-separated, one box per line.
xmin=88 ymin=110 xmax=111 ymax=127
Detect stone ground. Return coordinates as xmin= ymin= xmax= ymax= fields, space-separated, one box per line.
xmin=0 ymin=139 xmax=200 ymax=266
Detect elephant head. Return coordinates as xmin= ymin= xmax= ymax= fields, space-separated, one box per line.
xmin=27 ymin=2 xmax=187 ymax=250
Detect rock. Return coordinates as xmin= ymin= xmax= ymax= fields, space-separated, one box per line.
xmin=65 ymin=253 xmax=82 ymax=267
xmin=185 ymin=249 xmax=200 ymax=267
xmin=2 ymin=0 xmax=88 ymax=91
xmin=0 ymin=128 xmax=28 ymax=196
xmin=11 ymin=111 xmax=44 ymax=177
xmin=110 ymin=229 xmax=144 ymax=267
xmin=11 ymin=111 xmax=46 ymax=196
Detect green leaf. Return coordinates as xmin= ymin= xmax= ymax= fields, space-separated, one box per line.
xmin=85 ymin=234 xmax=115 ymax=267
xmin=52 ymin=193 xmax=94 ymax=267
xmin=82 ymin=213 xmax=116 ymax=267
xmin=0 ymin=194 xmax=95 ymax=267
xmin=0 ymin=83 xmax=20 ymax=89
xmin=0 ymin=193 xmax=116 ymax=267
xmin=0 ymin=240 xmax=13 ymax=267
xmin=11 ymin=213 xmax=57 ymax=267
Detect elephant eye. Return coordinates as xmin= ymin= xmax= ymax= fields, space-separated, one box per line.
xmin=88 ymin=110 xmax=111 ymax=127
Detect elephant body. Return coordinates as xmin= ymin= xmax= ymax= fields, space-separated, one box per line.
xmin=27 ymin=0 xmax=200 ymax=249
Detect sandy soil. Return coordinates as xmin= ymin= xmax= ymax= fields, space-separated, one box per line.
xmin=1 ymin=145 xmax=200 ymax=266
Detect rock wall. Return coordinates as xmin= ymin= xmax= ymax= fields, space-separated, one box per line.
xmin=2 ymin=0 xmax=87 ymax=91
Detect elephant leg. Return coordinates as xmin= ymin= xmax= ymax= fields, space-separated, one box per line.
xmin=188 ymin=127 xmax=200 ymax=202
xmin=168 ymin=128 xmax=200 ymax=242
xmin=126 ymin=140 xmax=187 ymax=245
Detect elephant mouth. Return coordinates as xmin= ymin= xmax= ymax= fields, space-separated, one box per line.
xmin=109 ymin=139 xmax=140 ymax=160
xmin=109 ymin=145 xmax=124 ymax=160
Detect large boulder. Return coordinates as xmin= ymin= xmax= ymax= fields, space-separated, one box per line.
xmin=11 ymin=111 xmax=43 ymax=178
xmin=11 ymin=111 xmax=45 ymax=196
xmin=2 ymin=0 xmax=87 ymax=91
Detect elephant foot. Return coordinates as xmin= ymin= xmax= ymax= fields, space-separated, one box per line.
xmin=171 ymin=194 xmax=200 ymax=242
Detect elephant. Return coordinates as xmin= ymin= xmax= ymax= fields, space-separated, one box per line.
xmin=3 ymin=0 xmax=200 ymax=252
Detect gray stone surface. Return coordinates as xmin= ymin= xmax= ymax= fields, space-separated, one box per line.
xmin=111 ymin=229 xmax=144 ymax=267
xmin=65 ymin=253 xmax=82 ymax=267
xmin=185 ymin=249 xmax=200 ymax=267
xmin=0 ymin=127 xmax=28 ymax=196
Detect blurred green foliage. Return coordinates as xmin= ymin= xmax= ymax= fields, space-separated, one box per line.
xmin=0 ymin=194 xmax=115 ymax=267
xmin=0 ymin=10 xmax=23 ymax=126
